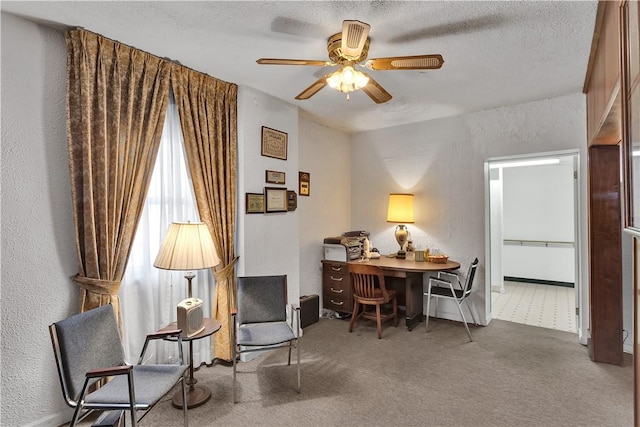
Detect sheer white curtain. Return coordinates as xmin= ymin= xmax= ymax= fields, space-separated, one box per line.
xmin=119 ymin=91 xmax=214 ymax=365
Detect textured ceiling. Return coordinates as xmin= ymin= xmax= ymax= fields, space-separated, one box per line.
xmin=2 ymin=1 xmax=598 ymax=133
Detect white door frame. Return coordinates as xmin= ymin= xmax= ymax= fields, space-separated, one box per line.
xmin=484 ymin=149 xmax=582 ymax=340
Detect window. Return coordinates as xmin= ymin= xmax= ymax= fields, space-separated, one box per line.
xmin=119 ymin=92 xmax=213 ymax=364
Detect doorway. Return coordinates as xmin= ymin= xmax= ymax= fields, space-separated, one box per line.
xmin=486 ymin=151 xmax=580 ymax=335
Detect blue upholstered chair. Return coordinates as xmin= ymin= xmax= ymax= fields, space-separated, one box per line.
xmin=424 ymin=257 xmax=479 ymax=341
xmin=49 ymin=304 xmax=189 ymax=426
xmin=232 ymin=275 xmax=300 ymax=403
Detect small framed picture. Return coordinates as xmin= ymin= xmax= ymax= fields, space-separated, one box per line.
xmin=266 ymin=170 xmax=286 ymax=185
xmin=299 ymin=171 xmax=310 ymax=196
xmin=287 ymin=190 xmax=297 ymax=211
xmin=245 ymin=193 xmax=264 ymax=214
xmin=264 ymin=187 xmax=288 ymax=213
xmin=261 ymin=126 xmax=288 ymax=160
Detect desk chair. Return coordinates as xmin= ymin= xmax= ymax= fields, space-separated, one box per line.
xmin=49 ymin=304 xmax=189 ymax=427
xmin=232 ymin=275 xmax=301 ymax=403
xmin=348 ymin=263 xmax=398 ymax=339
xmin=424 ymin=257 xmax=479 ymax=341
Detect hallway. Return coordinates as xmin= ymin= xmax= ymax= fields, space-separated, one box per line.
xmin=492 ymin=280 xmax=576 ymax=333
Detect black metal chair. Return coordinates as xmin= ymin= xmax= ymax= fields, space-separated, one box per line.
xmin=424 ymin=257 xmax=479 ymax=341
xmin=232 ymin=275 xmax=300 ymax=403
xmin=49 ymin=304 xmax=189 ymax=426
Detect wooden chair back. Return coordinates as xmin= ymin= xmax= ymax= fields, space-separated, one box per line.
xmin=348 ymin=263 xmax=390 ymax=301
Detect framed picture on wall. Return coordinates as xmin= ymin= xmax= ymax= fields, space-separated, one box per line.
xmin=265 ymin=170 xmax=286 ymax=185
xmin=245 ymin=193 xmax=264 ymax=214
xmin=261 ymin=126 xmax=288 ymax=160
xmin=299 ymin=171 xmax=310 ymax=196
xmin=287 ymin=190 xmax=297 ymax=211
xmin=264 ymin=187 xmax=288 ymax=213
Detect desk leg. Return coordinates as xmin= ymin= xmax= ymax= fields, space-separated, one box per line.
xmin=404 ymin=272 xmax=424 ymax=331
xmin=172 ymin=340 xmax=211 ymax=409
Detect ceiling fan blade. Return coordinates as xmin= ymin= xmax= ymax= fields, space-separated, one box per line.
xmin=270 ymin=17 xmax=332 ymax=39
xmin=360 ymin=74 xmax=392 ymax=104
xmin=388 ymin=15 xmax=505 ymax=44
xmin=341 ymin=20 xmax=370 ymax=60
xmin=295 ymin=74 xmax=331 ymax=100
xmin=364 ymin=54 xmax=444 ymax=71
xmin=257 ymin=58 xmax=333 ymax=66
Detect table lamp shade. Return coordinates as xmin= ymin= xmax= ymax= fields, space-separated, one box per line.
xmin=154 ymin=222 xmax=220 ymax=271
xmin=387 ymin=194 xmax=415 ymax=223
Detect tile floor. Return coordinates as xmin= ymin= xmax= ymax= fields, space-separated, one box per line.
xmin=491 ymin=280 xmax=577 ymax=333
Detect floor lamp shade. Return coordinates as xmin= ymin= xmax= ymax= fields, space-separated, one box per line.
xmin=154 ymin=221 xmax=221 ymax=271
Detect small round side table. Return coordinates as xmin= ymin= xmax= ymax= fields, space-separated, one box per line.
xmin=157 ymin=317 xmax=222 ymax=409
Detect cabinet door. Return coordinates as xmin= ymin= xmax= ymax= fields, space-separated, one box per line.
xmin=589 ymin=145 xmax=623 ymax=365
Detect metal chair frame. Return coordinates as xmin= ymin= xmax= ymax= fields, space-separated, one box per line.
xmin=231 ymin=275 xmax=301 ymax=403
xmin=49 ymin=304 xmax=189 ymax=427
xmin=424 ymin=258 xmax=479 ymax=341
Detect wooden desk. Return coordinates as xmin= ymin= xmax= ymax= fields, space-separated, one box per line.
xmin=158 ymin=317 xmax=222 ymax=409
xmin=348 ymin=257 xmax=460 ymax=330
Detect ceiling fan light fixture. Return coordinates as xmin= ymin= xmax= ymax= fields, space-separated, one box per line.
xmin=257 ymin=20 xmax=443 ymax=103
xmin=326 ymin=66 xmax=369 ymax=93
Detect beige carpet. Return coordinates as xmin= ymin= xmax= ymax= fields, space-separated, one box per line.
xmin=82 ymin=317 xmax=634 ymax=426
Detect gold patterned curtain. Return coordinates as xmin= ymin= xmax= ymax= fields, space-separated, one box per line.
xmin=171 ymin=65 xmax=238 ymax=361
xmin=65 ymin=29 xmax=171 ymax=320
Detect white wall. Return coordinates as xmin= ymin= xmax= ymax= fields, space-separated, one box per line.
xmin=1 ymin=10 xmax=621 ymax=425
xmin=502 ymin=160 xmax=576 ymax=283
xmin=503 ymin=162 xmax=575 ymax=240
xmin=236 ymin=86 xmax=300 ymax=308
xmin=489 ymin=168 xmax=504 ymax=291
xmin=0 ymin=14 xmax=352 ymax=423
xmin=1 ymin=13 xmax=78 ymax=426
xmin=236 ymin=99 xmax=352 ymax=313
xmin=350 ymin=94 xmax=589 ymax=336
xmin=297 ymin=114 xmax=351 ymax=306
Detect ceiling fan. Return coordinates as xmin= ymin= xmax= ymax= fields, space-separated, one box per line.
xmin=257 ymin=20 xmax=444 ymax=104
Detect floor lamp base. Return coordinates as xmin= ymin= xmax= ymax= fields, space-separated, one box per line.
xmin=172 ymin=385 xmax=211 ymax=409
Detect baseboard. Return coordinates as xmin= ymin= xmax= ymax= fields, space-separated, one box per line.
xmin=504 ymin=276 xmax=574 ymax=288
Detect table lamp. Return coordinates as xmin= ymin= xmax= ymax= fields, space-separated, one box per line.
xmin=386 ymin=193 xmax=414 ymax=259
xmin=154 ymin=221 xmax=221 ymax=298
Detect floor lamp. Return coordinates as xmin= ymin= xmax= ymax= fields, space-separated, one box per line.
xmin=154 ymin=221 xmax=220 ymax=408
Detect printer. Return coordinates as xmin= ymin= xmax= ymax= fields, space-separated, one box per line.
xmin=323 ymin=231 xmax=368 ymax=262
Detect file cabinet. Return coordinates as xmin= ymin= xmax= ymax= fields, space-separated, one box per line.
xmin=321 ymin=260 xmax=352 ymax=314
